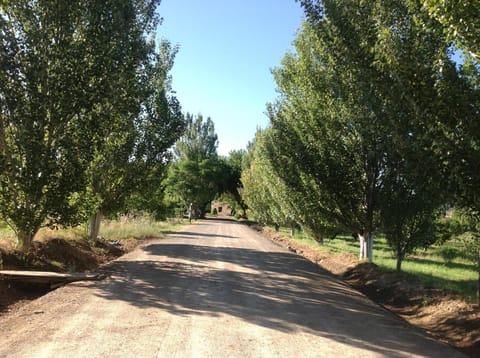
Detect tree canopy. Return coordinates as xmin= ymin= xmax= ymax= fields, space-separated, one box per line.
xmin=251 ymin=0 xmax=477 ymax=269
xmin=173 ymin=113 xmax=218 ymax=162
xmin=0 ymin=0 xmax=183 ymax=248
xmin=422 ymin=0 xmax=480 ymax=59
xmin=163 ymin=113 xmax=223 ymax=216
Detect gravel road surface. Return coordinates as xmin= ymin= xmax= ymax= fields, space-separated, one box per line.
xmin=0 ymin=219 xmax=464 ymax=357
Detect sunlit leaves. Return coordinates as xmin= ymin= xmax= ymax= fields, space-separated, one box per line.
xmin=422 ymin=0 xmax=480 ymax=59
xmin=163 ymin=113 xmax=221 ymax=214
xmin=261 ymin=0 xmax=473 ymax=268
xmin=0 ymin=0 xmax=182 ymax=248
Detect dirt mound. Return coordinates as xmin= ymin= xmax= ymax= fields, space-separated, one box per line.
xmin=343 ymin=263 xmax=426 ymax=307
xmin=262 ymin=228 xmax=357 ymax=275
xmin=343 ymin=263 xmax=480 ymax=356
xmin=0 ymin=280 xmax=49 ymax=312
xmin=0 ymin=236 xmax=128 ymax=314
xmin=259 ymin=226 xmax=480 ymax=357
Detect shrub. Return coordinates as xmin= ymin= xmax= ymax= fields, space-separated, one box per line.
xmin=438 ymin=246 xmax=461 ymax=263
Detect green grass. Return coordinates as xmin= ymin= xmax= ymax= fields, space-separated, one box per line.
xmin=0 ymin=225 xmax=15 ymax=241
xmin=276 ymin=226 xmax=478 ymax=302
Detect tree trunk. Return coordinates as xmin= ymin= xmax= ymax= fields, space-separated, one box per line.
xmin=367 ymin=232 xmax=373 ymax=263
xmin=396 ymin=243 xmax=404 ymax=272
xmin=16 ymin=230 xmax=34 ymax=251
xmin=290 ymin=223 xmax=295 ymax=237
xmin=274 ymin=223 xmax=279 ymax=232
xmin=396 ymin=254 xmax=403 ymax=272
xmin=315 ymin=232 xmax=324 ymax=245
xmin=88 ymin=211 xmax=103 ymax=241
xmin=241 ymin=204 xmax=247 ymax=219
xmin=188 ymin=203 xmax=193 ymax=223
xmin=358 ymin=233 xmax=367 ymax=260
xmin=477 ymin=249 xmax=479 ymax=305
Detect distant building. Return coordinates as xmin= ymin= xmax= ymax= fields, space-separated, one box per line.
xmin=210 ymin=201 xmax=233 ymax=217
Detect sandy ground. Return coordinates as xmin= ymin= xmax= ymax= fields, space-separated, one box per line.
xmin=0 ymin=219 xmax=465 ymax=357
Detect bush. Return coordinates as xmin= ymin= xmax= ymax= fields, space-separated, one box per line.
xmin=438 ymin=246 xmax=461 ymax=263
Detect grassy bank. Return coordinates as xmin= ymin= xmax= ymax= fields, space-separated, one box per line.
xmin=98 ymin=217 xmax=185 ymax=241
xmin=0 ymin=216 xmax=187 ymax=249
xmin=0 ymin=216 xmax=188 ymax=273
xmin=277 ymin=227 xmax=477 ymax=302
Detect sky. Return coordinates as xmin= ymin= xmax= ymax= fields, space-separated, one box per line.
xmin=157 ymin=0 xmax=305 ymax=155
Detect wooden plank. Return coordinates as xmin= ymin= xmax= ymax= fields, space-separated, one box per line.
xmin=0 ymin=270 xmax=104 ymax=284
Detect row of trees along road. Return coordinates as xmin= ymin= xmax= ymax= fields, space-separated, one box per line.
xmin=242 ymin=0 xmax=480 ymax=280
xmin=162 ymin=113 xmax=246 ymax=218
xmin=0 ymin=0 xmax=184 ymax=249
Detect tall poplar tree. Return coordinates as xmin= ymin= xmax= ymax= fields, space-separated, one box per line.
xmin=422 ymin=0 xmax=480 ymax=59
xmin=173 ymin=113 xmax=218 ymax=162
xmin=163 ymin=113 xmax=221 ymax=216
xmin=0 ymin=0 xmax=183 ymax=247
xmin=418 ymin=0 xmax=480 ymax=300
xmin=241 ymin=128 xmax=295 ymax=230
xmin=1 ymin=1 xmax=97 ymax=249
xmin=267 ymin=0 xmax=463 ymax=265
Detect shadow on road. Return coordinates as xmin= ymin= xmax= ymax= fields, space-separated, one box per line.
xmin=94 ymin=231 xmax=459 ymax=357
xmin=167 ymin=231 xmax=239 ymax=239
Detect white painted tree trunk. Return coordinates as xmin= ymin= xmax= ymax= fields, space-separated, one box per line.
xmin=367 ymin=233 xmax=373 ymax=263
xmin=88 ymin=211 xmax=103 ymax=241
xmin=359 ymin=233 xmax=367 ymax=260
xmin=358 ymin=232 xmax=373 ymax=262
xmin=477 ymin=250 xmax=480 ymax=305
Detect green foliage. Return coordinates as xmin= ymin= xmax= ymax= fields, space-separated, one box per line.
xmin=162 ymin=119 xmax=247 ymax=219
xmin=434 ymin=209 xmax=480 ymax=302
xmin=438 ymin=246 xmax=461 ymax=264
xmin=163 ymin=158 xmax=224 ymax=215
xmin=164 ymin=114 xmax=226 ymax=215
xmin=0 ymin=0 xmax=183 ymax=248
xmin=241 ymin=129 xmax=292 ymax=227
xmin=259 ymin=1 xmax=473 ymax=268
xmin=116 ymin=39 xmax=184 ymax=214
xmin=268 ymin=17 xmax=388 ymax=254
xmin=300 ymin=0 xmax=480 ymax=61
xmin=173 ymin=113 xmax=218 ymax=162
xmin=218 ymin=150 xmax=247 ymax=216
xmin=0 ymin=0 xmax=99 ymax=247
xmin=421 ymin=0 xmax=480 ymax=59
xmin=437 ymin=210 xmax=480 ymax=261
xmin=281 ymin=228 xmax=477 ymax=301
xmin=80 ymin=7 xmax=184 ymax=224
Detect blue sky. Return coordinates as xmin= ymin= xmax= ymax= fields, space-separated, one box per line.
xmin=157 ymin=0 xmax=304 ymax=155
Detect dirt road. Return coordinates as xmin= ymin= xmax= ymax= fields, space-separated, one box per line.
xmin=0 ymin=219 xmax=464 ymax=357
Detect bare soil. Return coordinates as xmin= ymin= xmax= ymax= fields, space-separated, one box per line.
xmin=0 ymin=219 xmax=466 ymax=357
xmin=0 ymin=235 xmax=131 ymax=314
xmin=257 ymin=226 xmax=480 ymax=357
xmin=0 ymin=222 xmax=478 ymax=356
